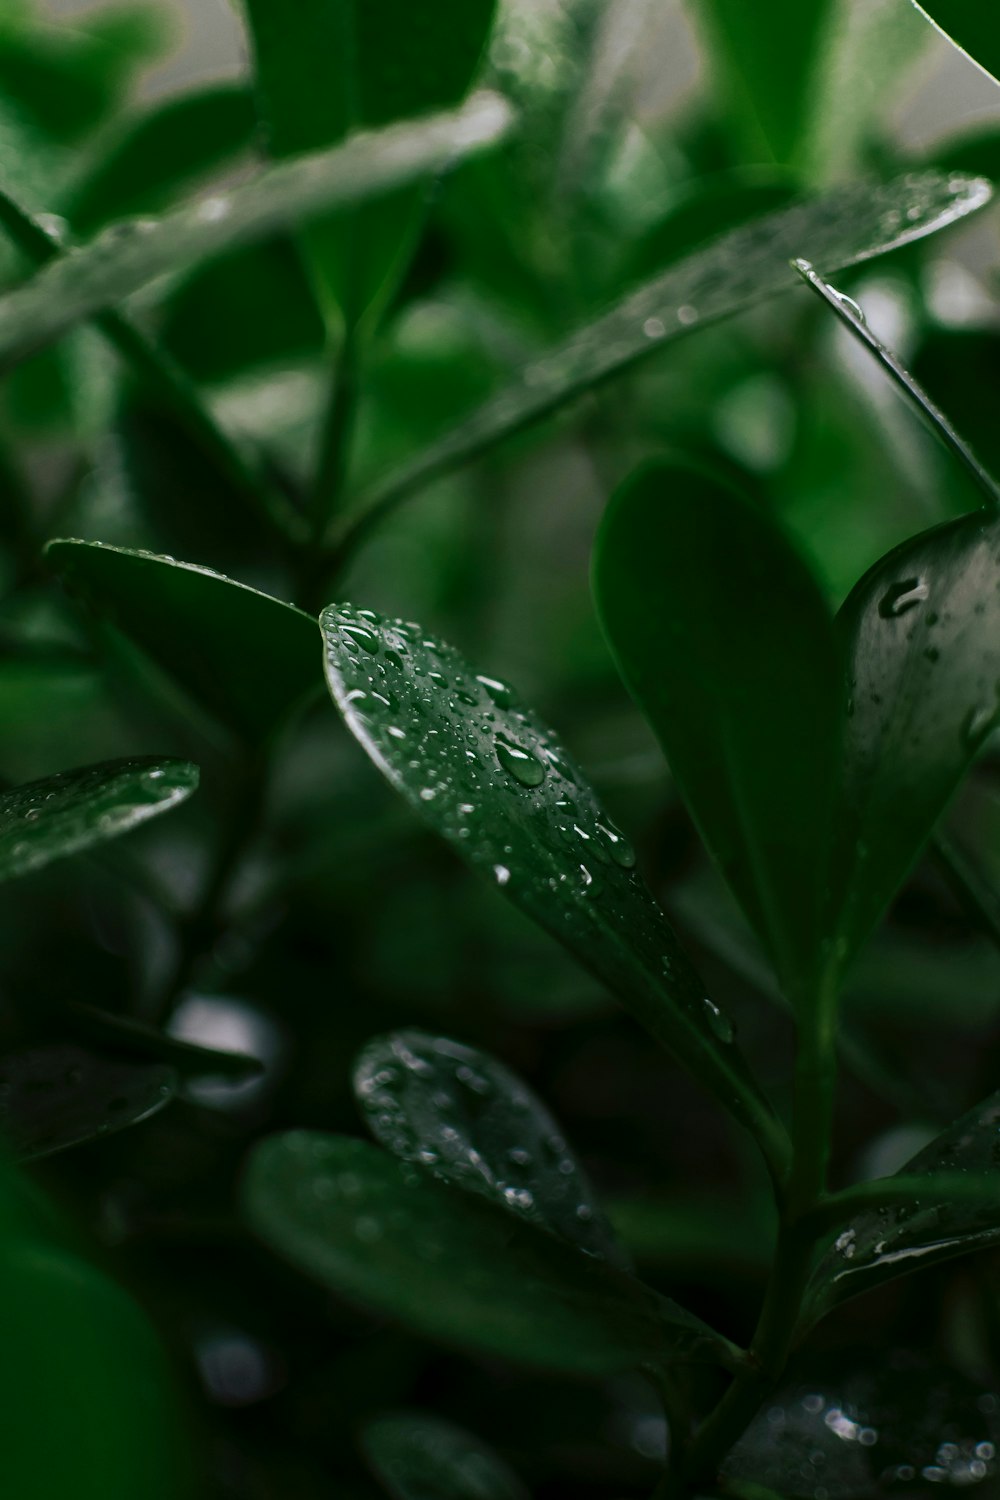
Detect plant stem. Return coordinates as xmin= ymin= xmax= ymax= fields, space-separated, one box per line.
xmin=312 ymin=320 xmax=361 ymax=535
xmin=789 ymin=967 xmax=839 ymax=1210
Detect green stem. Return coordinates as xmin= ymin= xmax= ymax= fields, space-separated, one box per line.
xmin=312 ymin=320 xmax=361 ymax=535
xmin=789 ymin=967 xmax=839 ymax=1210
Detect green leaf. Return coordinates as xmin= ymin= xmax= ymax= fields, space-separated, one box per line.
xmin=831 ymin=508 xmax=1000 ymax=968
xmin=339 ymin=170 xmax=992 ymax=550
xmin=594 ymin=461 xmax=842 ymax=1009
xmin=0 ymin=1044 xmax=174 ymax=1160
xmin=354 ymin=1029 xmax=626 ymax=1265
xmin=362 ymin=1413 xmax=528 ymax=1500
xmin=0 ymin=755 xmax=199 ymax=883
xmin=321 ymin=604 xmax=788 ymax=1179
xmin=46 ymin=541 xmax=320 ymax=745
xmin=64 ymin=1002 xmax=265 ymax=1082
xmin=0 ymin=91 xmax=513 ymax=371
xmin=242 ymin=1132 xmax=733 ymax=1376
xmin=912 ymin=2 xmax=1000 ymax=87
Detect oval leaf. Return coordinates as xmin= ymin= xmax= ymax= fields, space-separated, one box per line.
xmin=47 ymin=541 xmax=320 ymax=745
xmin=242 ymin=1132 xmax=733 ymax=1376
xmin=321 ymin=603 xmax=788 ymax=1179
xmin=362 ymin=1413 xmax=528 ymax=1500
xmin=913 ymin=3 xmax=1000 ymax=88
xmin=0 ymin=756 xmax=198 ymax=882
xmin=0 ymin=1045 xmax=174 ymax=1160
xmin=354 ymin=1030 xmax=625 ymax=1265
xmin=594 ymin=461 xmax=842 ymax=1009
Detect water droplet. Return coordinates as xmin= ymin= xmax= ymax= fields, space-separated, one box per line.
xmin=595 ymin=821 xmax=636 ymax=868
xmin=495 ymin=735 xmax=546 ymax=788
xmin=702 ymin=997 xmax=734 ymax=1043
xmin=341 ymin=623 xmax=380 ymax=655
xmin=643 ymin=316 xmax=666 ymax=339
xmin=677 ymin=304 xmax=699 ymax=325
xmin=963 ymin=701 xmax=1000 ymax=749
xmin=835 ymin=1228 xmax=857 ymax=1259
xmin=832 ymin=289 xmax=866 ymax=324
xmin=878 ymin=578 xmax=928 ymax=619
xmin=476 ymin=675 xmax=513 ymax=709
xmin=493 ymin=864 xmax=511 ymax=886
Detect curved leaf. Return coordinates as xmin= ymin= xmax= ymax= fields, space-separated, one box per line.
xmin=0 ymin=1045 xmax=174 ymax=1160
xmin=354 ymin=1030 xmax=625 ymax=1265
xmin=912 ymin=3 xmax=1000 ymax=88
xmin=47 ymin=541 xmax=320 ymax=745
xmin=64 ymin=1002 xmax=265 ymax=1082
xmin=594 ymin=461 xmax=842 ymax=1009
xmin=362 ymin=1413 xmax=528 ymax=1500
xmin=0 ymin=756 xmax=199 ymax=882
xmin=242 ymin=1132 xmax=733 ymax=1376
xmin=321 ymin=603 xmax=788 ymax=1179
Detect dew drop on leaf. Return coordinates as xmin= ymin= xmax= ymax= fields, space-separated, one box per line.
xmin=877 ymin=578 xmax=929 ymax=619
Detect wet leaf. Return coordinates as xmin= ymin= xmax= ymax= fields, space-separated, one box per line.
xmin=0 ymin=1044 xmax=174 ymax=1160
xmin=0 ymin=756 xmax=199 ymax=883
xmin=46 ymin=541 xmax=321 ymax=745
xmin=362 ymin=1413 xmax=528 ymax=1500
xmin=0 ymin=92 xmax=513 ymax=370
xmin=242 ymin=1132 xmax=733 ymax=1376
xmin=912 ymin=4 xmax=1000 ymax=88
xmin=321 ymin=603 xmax=788 ymax=1178
xmin=354 ymin=1029 xmax=626 ymax=1265
xmin=340 ymin=170 xmax=992 ymax=546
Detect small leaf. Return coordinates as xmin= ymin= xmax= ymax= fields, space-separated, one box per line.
xmin=0 ymin=755 xmax=198 ymax=883
xmin=911 ymin=3 xmax=1000 ymax=88
xmin=0 ymin=1044 xmax=174 ymax=1160
xmin=0 ymin=91 xmax=513 ymax=370
xmin=46 ymin=541 xmax=320 ymax=745
xmin=362 ymin=1413 xmax=527 ymax=1500
xmin=321 ymin=604 xmax=788 ymax=1178
xmin=242 ymin=1132 xmax=732 ymax=1376
xmin=354 ymin=1029 xmax=625 ymax=1265
xmin=594 ymin=461 xmax=842 ymax=1008
xmin=64 ymin=1002 xmax=265 ymax=1082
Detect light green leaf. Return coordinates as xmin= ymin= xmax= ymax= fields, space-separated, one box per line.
xmin=0 ymin=756 xmax=198 ymax=883
xmin=0 ymin=1044 xmax=174 ymax=1160
xmin=911 ymin=2 xmax=1000 ymax=87
xmin=46 ymin=541 xmax=320 ymax=745
xmin=320 ymin=603 xmax=788 ymax=1181
xmin=242 ymin=1132 xmax=734 ymax=1375
xmin=362 ymin=1413 xmax=528 ymax=1500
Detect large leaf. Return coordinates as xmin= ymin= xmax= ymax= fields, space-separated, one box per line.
xmin=594 ymin=461 xmax=842 ymax=1009
xmin=0 ymin=756 xmax=199 ymax=883
xmin=337 ymin=170 xmax=992 ymax=549
xmin=0 ymin=91 xmax=512 ymax=371
xmin=242 ymin=1132 xmax=733 ymax=1376
xmin=321 ymin=604 xmax=788 ymax=1176
xmin=47 ymin=541 xmax=320 ymax=745
xmin=0 ymin=1044 xmax=174 ymax=1160
xmin=831 ymin=508 xmax=1000 ymax=969
xmin=362 ymin=1413 xmax=528 ymax=1500
xmin=912 ymin=2 xmax=1000 ymax=88
xmin=354 ymin=1030 xmax=625 ymax=1265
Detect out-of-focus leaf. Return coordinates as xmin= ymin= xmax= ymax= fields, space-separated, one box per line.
xmin=354 ymin=1029 xmax=625 ymax=1264
xmin=362 ymin=1413 xmax=528 ymax=1500
xmin=627 ymin=172 xmax=796 ymax=283
xmin=0 ymin=92 xmax=513 ymax=371
xmin=594 ymin=462 xmax=841 ymax=1009
xmin=46 ymin=541 xmax=320 ymax=746
xmin=0 ymin=756 xmax=198 ymax=883
xmin=0 ymin=1044 xmax=174 ymax=1160
xmin=912 ymin=2 xmax=1000 ymax=88
xmin=65 ymin=1003 xmax=265 ymax=1082
xmin=242 ymin=1132 xmax=734 ymax=1376
xmin=321 ymin=603 xmax=788 ymax=1178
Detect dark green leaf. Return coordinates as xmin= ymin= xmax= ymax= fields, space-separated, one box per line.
xmin=362 ymin=1413 xmax=528 ymax=1500
xmin=594 ymin=461 xmax=842 ymax=1009
xmin=46 ymin=541 xmax=320 ymax=745
xmin=242 ymin=1132 xmax=733 ymax=1375
xmin=0 ymin=92 xmax=513 ymax=371
xmin=354 ymin=1029 xmax=626 ymax=1265
xmin=912 ymin=3 xmax=1000 ymax=88
xmin=321 ymin=603 xmax=788 ymax=1178
xmin=0 ymin=756 xmax=199 ymax=883
xmin=0 ymin=1044 xmax=174 ymax=1160
xmin=64 ymin=1003 xmax=265 ymax=1082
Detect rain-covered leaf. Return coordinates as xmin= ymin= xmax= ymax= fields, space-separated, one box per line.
xmin=362 ymin=1413 xmax=528 ymax=1500
xmin=338 ymin=170 xmax=991 ymax=546
xmin=242 ymin=1132 xmax=733 ymax=1376
xmin=724 ymin=1356 xmax=1000 ymax=1497
xmin=0 ymin=92 xmax=513 ymax=371
xmin=594 ymin=461 xmax=841 ymax=1009
xmin=912 ymin=3 xmax=1000 ymax=88
xmin=0 ymin=1044 xmax=174 ymax=1160
xmin=47 ymin=541 xmax=320 ymax=745
xmin=806 ymin=1089 xmax=1000 ymax=1321
xmin=830 ymin=508 xmax=1000 ymax=969
xmin=0 ymin=756 xmax=198 ymax=883
xmin=321 ymin=604 xmax=788 ymax=1179
xmin=354 ymin=1029 xmax=626 ymax=1264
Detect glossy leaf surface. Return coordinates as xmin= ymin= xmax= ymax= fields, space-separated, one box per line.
xmin=354 ymin=1030 xmax=625 ymax=1264
xmin=913 ymin=3 xmax=1000 ymax=87
xmin=362 ymin=1413 xmax=528 ymax=1500
xmin=0 ymin=756 xmax=198 ymax=883
xmin=0 ymin=92 xmax=512 ymax=369
xmin=0 ymin=1045 xmax=174 ymax=1160
xmin=47 ymin=541 xmax=320 ymax=745
xmin=243 ymin=1133 xmax=729 ymax=1376
xmin=321 ymin=604 xmax=786 ymax=1173
xmin=594 ymin=462 xmax=841 ymax=1007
